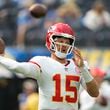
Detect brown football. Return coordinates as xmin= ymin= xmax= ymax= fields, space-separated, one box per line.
xmin=29 ymin=3 xmax=47 ymax=18
xmin=0 ymin=38 xmax=5 ymax=54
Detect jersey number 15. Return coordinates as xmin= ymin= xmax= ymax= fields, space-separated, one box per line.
xmin=52 ymin=74 xmax=80 ymax=103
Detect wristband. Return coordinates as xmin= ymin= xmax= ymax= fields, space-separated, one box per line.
xmin=80 ymin=66 xmax=93 ymax=83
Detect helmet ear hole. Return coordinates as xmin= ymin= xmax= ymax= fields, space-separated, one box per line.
xmin=51 ymin=41 xmax=55 ymax=50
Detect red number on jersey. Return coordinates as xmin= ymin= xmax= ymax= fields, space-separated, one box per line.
xmin=52 ymin=74 xmax=80 ymax=103
xmin=52 ymin=74 xmax=63 ymax=102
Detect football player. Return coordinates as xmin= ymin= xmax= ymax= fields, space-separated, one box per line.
xmin=0 ymin=23 xmax=99 ymax=110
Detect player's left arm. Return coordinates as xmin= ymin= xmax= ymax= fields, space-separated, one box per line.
xmin=72 ymin=47 xmax=99 ymax=97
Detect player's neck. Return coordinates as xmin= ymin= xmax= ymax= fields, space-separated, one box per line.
xmin=51 ymin=53 xmax=67 ymax=64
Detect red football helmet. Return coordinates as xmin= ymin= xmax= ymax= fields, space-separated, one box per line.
xmin=46 ymin=23 xmax=76 ymax=58
xmin=90 ymin=68 xmax=106 ymax=78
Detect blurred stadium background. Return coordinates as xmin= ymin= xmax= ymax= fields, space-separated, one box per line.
xmin=0 ymin=0 xmax=110 ymax=110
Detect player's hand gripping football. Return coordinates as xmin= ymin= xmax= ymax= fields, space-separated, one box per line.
xmin=0 ymin=38 xmax=5 ymax=56
xmin=72 ymin=47 xmax=84 ymax=68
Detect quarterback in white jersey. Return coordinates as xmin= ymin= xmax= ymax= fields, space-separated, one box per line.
xmin=29 ymin=56 xmax=81 ymax=110
xmin=0 ymin=23 xmax=99 ymax=110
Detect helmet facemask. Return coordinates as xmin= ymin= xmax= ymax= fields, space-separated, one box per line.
xmin=50 ymin=34 xmax=75 ymax=59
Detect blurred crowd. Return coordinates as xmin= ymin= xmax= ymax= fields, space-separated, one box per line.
xmin=0 ymin=0 xmax=110 ymax=47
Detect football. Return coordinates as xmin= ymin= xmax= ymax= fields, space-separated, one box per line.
xmin=0 ymin=38 xmax=5 ymax=54
xmin=29 ymin=3 xmax=47 ymax=18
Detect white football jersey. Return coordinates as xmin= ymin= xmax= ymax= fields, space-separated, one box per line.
xmin=29 ymin=56 xmax=85 ymax=110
